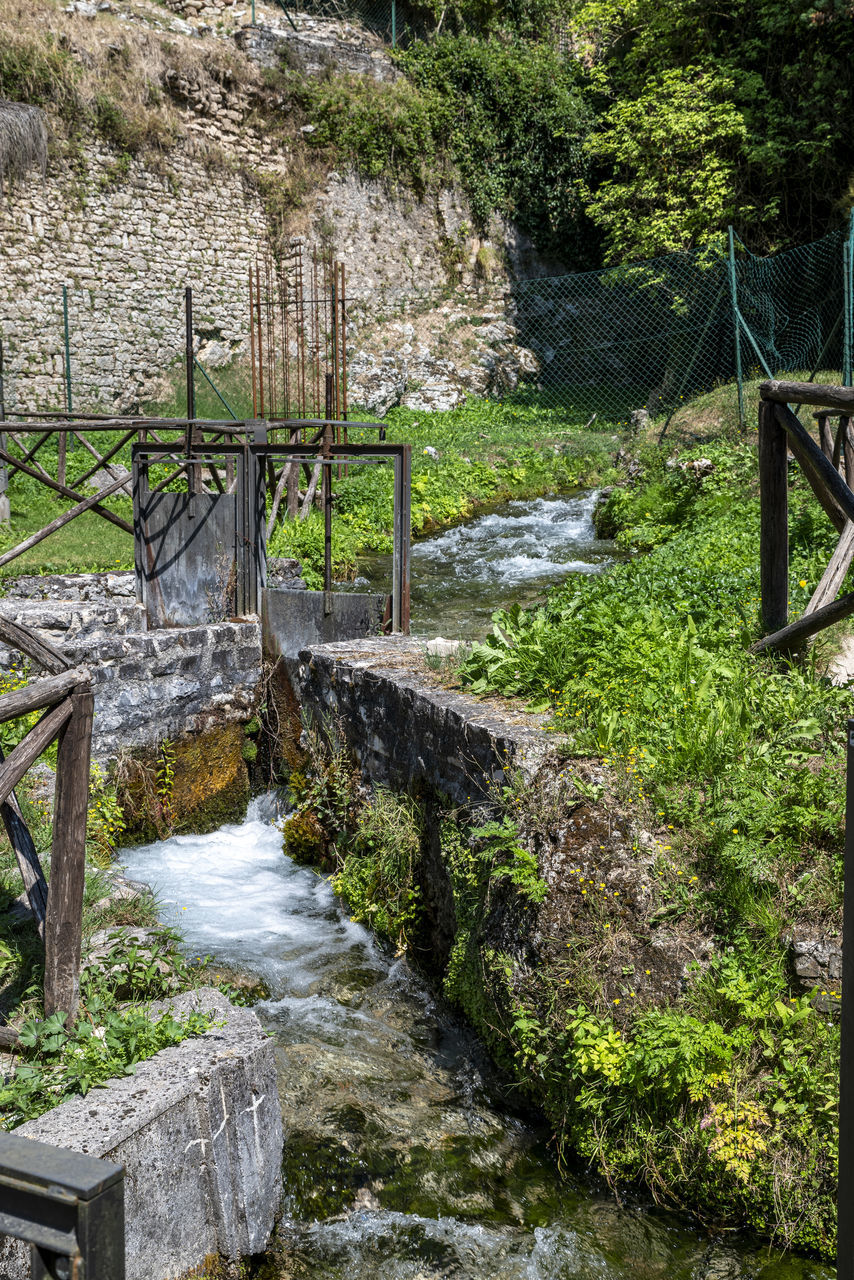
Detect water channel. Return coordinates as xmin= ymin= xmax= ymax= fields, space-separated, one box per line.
xmin=121 ymin=801 xmax=831 ymax=1280
xmin=350 ymin=490 xmax=616 ymax=639
xmin=121 ymin=491 xmax=833 ymax=1278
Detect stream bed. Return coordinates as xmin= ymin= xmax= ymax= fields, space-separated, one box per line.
xmin=121 ymin=801 xmax=833 ymax=1280
xmin=350 ymin=491 xmax=616 ymax=639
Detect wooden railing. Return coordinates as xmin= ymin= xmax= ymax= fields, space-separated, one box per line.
xmin=756 ymin=379 xmax=854 ymax=653
xmin=0 ymin=615 xmax=93 ymax=1027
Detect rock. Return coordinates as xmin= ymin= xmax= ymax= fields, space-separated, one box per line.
xmin=425 ymin=637 xmax=461 ymax=657
xmin=196 ymin=339 xmax=231 ymax=367
xmin=267 ymin=557 xmax=307 ymax=590
xmin=629 ymin=408 xmax=650 ymax=433
xmin=789 ymin=933 xmax=841 ymax=1010
xmin=86 ymin=465 xmax=133 ymax=496
xmin=347 ymin=350 xmax=407 ymax=417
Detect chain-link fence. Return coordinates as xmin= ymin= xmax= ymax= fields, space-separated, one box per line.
xmin=509 ymin=225 xmax=854 ymax=427
xmin=279 ymin=0 xmax=430 ymax=46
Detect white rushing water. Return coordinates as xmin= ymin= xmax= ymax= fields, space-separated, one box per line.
xmin=120 ymin=803 xmax=832 ymax=1280
xmin=349 ymin=491 xmax=616 ymax=639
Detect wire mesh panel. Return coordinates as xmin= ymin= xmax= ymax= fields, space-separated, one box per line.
xmin=282 ymin=0 xmax=428 ymax=45
xmin=510 ymin=247 xmax=732 ymax=422
xmin=248 ymin=240 xmax=348 ymax=425
xmin=734 ymin=229 xmax=846 ymax=380
xmin=506 ymin=228 xmax=850 ymax=425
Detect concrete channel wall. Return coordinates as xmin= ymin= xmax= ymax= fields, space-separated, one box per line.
xmin=0 ymin=990 xmax=283 ymax=1280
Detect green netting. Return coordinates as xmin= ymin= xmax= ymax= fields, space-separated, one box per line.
xmin=281 ymin=0 xmax=428 ymax=46
xmin=506 ymin=227 xmax=852 ymax=426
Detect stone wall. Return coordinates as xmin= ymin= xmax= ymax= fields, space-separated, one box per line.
xmin=292 ymin=636 xmax=554 ymax=805
xmin=0 ymin=0 xmax=562 ymax=415
xmin=0 ymin=579 xmax=262 ymax=760
xmin=0 ymin=142 xmax=267 ymax=414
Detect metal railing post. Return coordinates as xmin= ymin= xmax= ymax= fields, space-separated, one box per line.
xmin=727 ymin=226 xmax=745 ymax=431
xmin=0 ymin=1132 xmax=125 ymax=1280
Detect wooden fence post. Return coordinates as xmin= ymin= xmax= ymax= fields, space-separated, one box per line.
xmin=43 ymin=685 xmax=94 ymax=1019
xmin=759 ymin=397 xmax=789 ymax=634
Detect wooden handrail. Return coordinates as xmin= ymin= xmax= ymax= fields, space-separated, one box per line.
xmin=761 ymin=380 xmax=854 ymax=412
xmin=772 ymin=401 xmax=854 ymax=525
xmin=752 ymin=589 xmax=854 ymax=654
xmin=0 ymin=667 xmax=89 ymax=724
xmin=0 ymin=698 xmax=75 ymax=809
xmin=0 ymin=616 xmax=69 ymax=674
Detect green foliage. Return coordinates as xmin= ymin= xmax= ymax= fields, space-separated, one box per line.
xmin=0 ymin=33 xmax=82 ymax=122
xmin=293 ymin=73 xmax=442 ymax=193
xmin=87 ymin=763 xmax=127 ymax=866
xmin=469 ymin=814 xmax=547 ymax=903
xmin=570 ymin=0 xmax=854 ymax=254
xmin=448 ymin=435 xmax=850 ymax=1253
xmin=401 ymin=36 xmax=595 ymax=262
xmin=0 ymin=976 xmax=212 ymax=1128
xmin=583 ymin=66 xmax=747 ymax=261
xmin=332 ymin=788 xmax=423 ymax=948
xmin=286 ymin=35 xmax=595 ymax=262
xmin=271 ymin=400 xmax=613 ymax=583
xmin=281 ymin=717 xmax=362 ymax=870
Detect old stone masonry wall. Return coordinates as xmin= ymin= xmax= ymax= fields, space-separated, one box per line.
xmin=0 ymin=142 xmax=267 ymax=414
xmin=0 ymin=574 xmax=262 ymax=760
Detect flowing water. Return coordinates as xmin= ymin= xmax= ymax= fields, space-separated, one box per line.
xmin=121 ymin=802 xmax=833 ymax=1280
xmin=349 ymin=491 xmax=616 ymax=639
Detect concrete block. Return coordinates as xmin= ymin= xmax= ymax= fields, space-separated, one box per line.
xmin=0 ymin=989 xmax=282 ymax=1280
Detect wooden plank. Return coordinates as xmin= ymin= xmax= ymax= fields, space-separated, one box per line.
xmin=57 ymin=429 xmax=67 ymax=488
xmin=6 ymin=430 xmax=54 ymax=474
xmin=845 ymin=420 xmax=854 ymax=489
xmin=0 ymin=666 xmax=88 ymax=724
xmin=834 ymin=418 xmax=846 ymax=472
xmin=788 ymin=433 xmax=847 ymax=532
xmin=43 ymin=686 xmax=93 ymax=1018
xmin=751 ymin=588 xmax=854 ymax=654
xmin=0 ymin=616 xmax=69 ymax=674
xmin=299 ymin=460 xmax=321 ymax=519
xmin=818 ymin=414 xmax=834 ymax=460
xmin=0 ymin=447 xmax=133 ymax=535
xmin=774 ymin=401 xmax=852 ymax=530
xmin=0 ymin=699 xmax=74 ymax=809
xmin=759 ymin=398 xmax=789 ymax=633
xmin=0 ymin=473 xmax=133 ymax=570
xmin=68 ymin=427 xmax=136 ymax=489
xmin=0 ymin=747 xmax=48 ymax=937
xmin=266 ymin=463 xmax=289 ymax=538
xmin=68 ymin=427 xmax=135 ymax=491
xmin=806 ymin=521 xmax=854 ymax=615
xmin=762 ymin=380 xmax=854 ymax=413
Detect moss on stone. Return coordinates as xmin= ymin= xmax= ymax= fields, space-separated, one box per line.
xmin=119 ymin=721 xmax=250 ymax=843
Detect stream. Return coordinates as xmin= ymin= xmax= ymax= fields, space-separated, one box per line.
xmin=349 ymin=490 xmax=616 ymax=639
xmin=121 ymin=801 xmax=833 ymax=1280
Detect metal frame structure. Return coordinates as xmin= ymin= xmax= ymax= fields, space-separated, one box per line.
xmin=129 ymin=430 xmax=411 ymax=632
xmin=252 ymin=438 xmax=411 ymax=631
xmin=0 ymin=1132 xmax=124 ymax=1279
